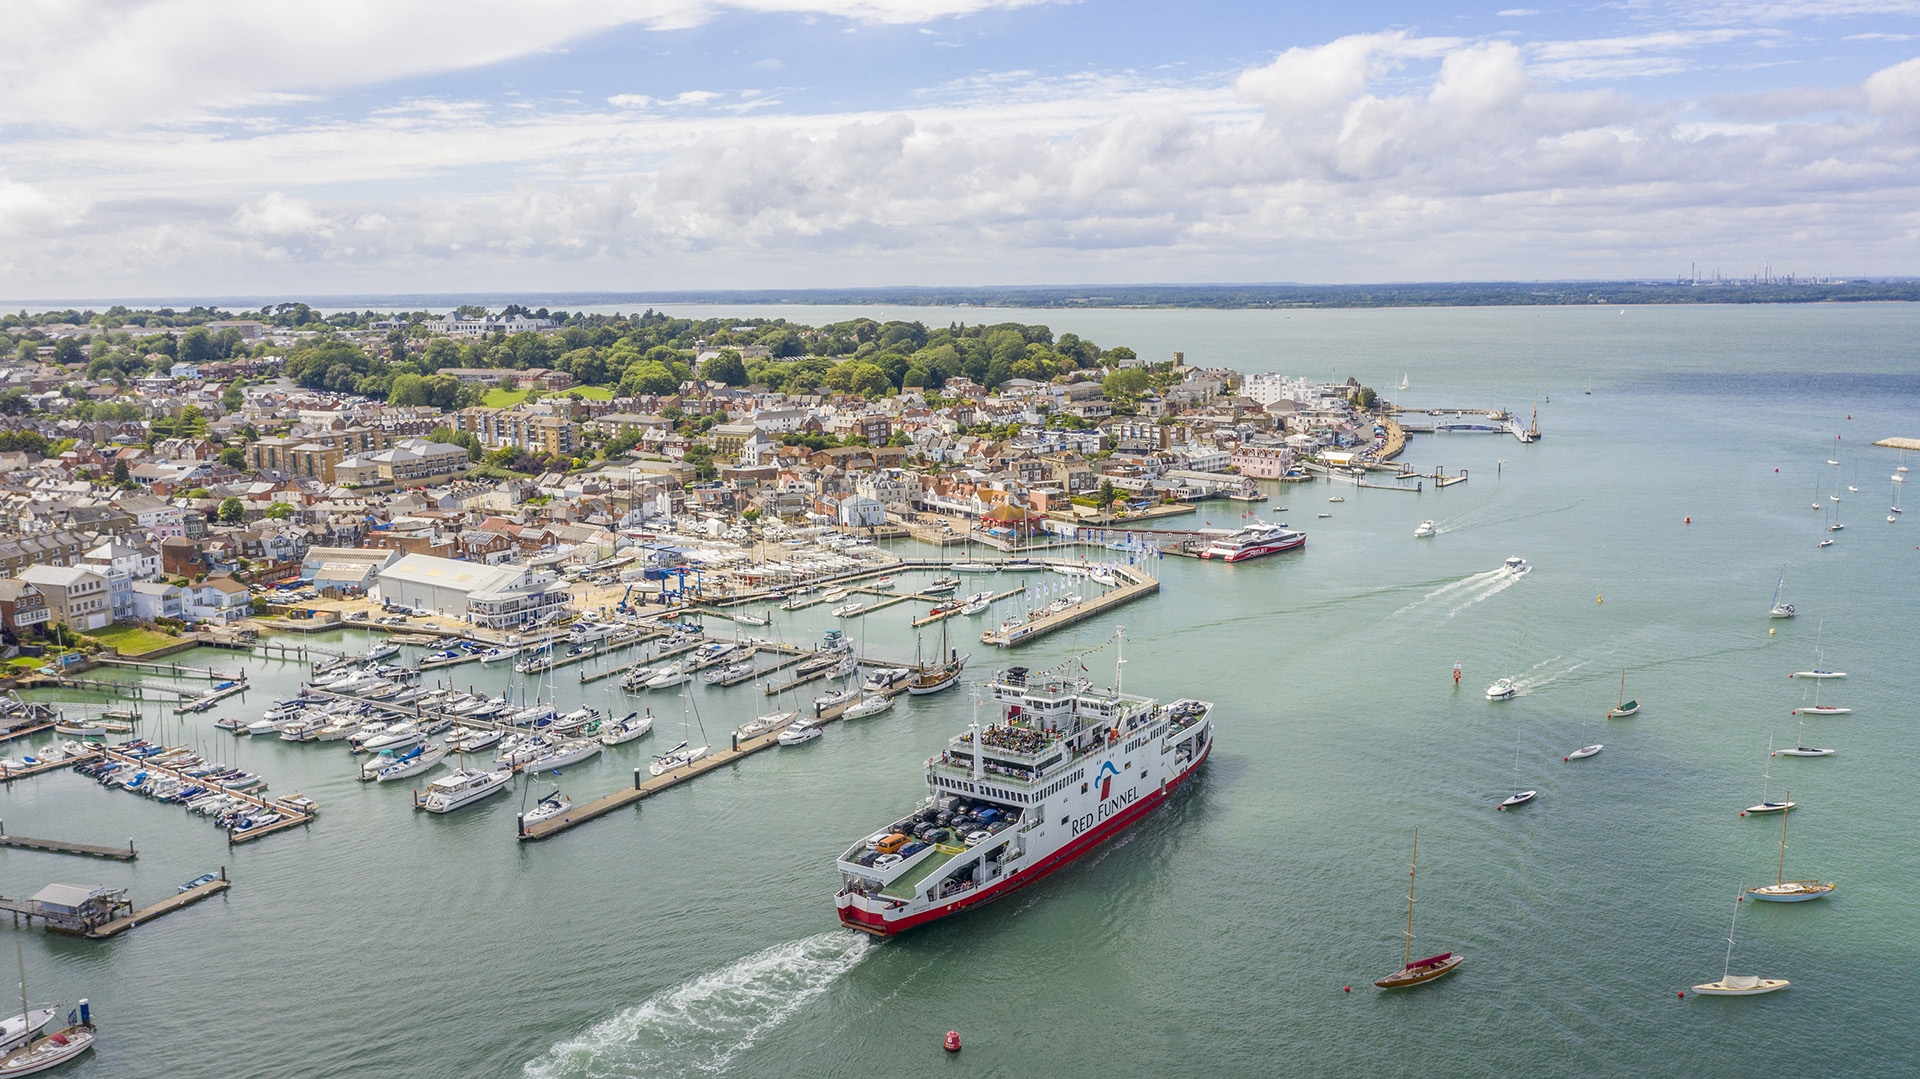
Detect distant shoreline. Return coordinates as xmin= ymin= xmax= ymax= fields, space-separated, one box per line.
xmin=7 ymin=281 xmax=1920 ymax=313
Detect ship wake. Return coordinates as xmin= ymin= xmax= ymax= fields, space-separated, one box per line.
xmin=523 ymin=931 xmax=873 ymax=1079
xmin=1390 ymin=568 xmax=1505 ymax=618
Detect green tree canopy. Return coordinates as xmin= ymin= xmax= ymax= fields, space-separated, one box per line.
xmin=216 ymin=497 xmax=246 ymax=523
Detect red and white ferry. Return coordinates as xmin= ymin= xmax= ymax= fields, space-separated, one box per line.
xmin=834 ymin=646 xmax=1214 ymax=936
xmin=1197 ymin=520 xmax=1306 ymax=562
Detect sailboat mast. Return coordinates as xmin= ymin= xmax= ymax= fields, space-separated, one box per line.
xmin=17 ymin=942 xmax=28 ymax=1039
xmin=1722 ymin=894 xmax=1741 ymax=983
xmin=1617 ymin=670 xmax=1625 ymax=708
xmin=1404 ymin=829 xmax=1417 ymax=968
xmin=1778 ymin=793 xmax=1790 ymax=885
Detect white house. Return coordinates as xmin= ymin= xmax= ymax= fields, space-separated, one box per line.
xmin=835 ymin=495 xmax=886 ymax=528
xmin=130 ymin=580 xmax=185 ymax=622
xmin=184 ymin=577 xmax=251 ymax=624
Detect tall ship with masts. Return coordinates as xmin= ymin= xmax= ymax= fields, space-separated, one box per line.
xmin=835 ymin=632 xmax=1214 ymax=935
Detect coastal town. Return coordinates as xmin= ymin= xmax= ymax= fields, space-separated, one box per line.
xmin=0 ymin=305 xmax=1420 ymax=647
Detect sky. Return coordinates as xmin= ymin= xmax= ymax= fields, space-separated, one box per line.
xmin=2 ymin=0 xmax=1919 ymax=301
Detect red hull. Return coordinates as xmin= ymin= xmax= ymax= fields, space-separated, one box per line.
xmin=1201 ymin=536 xmax=1306 ymax=562
xmin=838 ymin=738 xmax=1212 ymax=935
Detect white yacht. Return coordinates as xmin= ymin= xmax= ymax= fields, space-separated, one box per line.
xmin=523 ymin=739 xmax=602 ymax=772
xmin=1413 ymin=520 xmax=1437 ymax=538
xmin=600 ymin=712 xmax=654 ymax=745
xmin=418 ymin=767 xmax=513 ymax=813
xmin=842 ymin=695 xmax=895 ymax=720
xmin=478 ymin=645 xmax=521 ymax=664
xmin=778 ymin=721 xmax=823 ymax=746
xmin=863 ymin=667 xmax=912 ymax=694
xmin=1502 ymin=556 xmax=1531 ymax=576
xmin=646 ymin=664 xmax=691 ymax=690
xmin=649 ymin=740 xmax=710 ymax=776
xmin=0 ymin=1006 xmax=58 ymax=1056
xmin=1485 ymin=678 xmax=1517 ymax=701
xmin=374 ymin=742 xmax=448 ymax=782
xmin=522 ymin=790 xmax=571 ymax=827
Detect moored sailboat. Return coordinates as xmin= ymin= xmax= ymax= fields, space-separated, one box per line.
xmin=1691 ymin=894 xmax=1789 ymax=995
xmin=1372 ymin=830 xmax=1463 ymax=989
xmin=1745 ymin=795 xmax=1834 ymax=902
xmin=1605 ymin=670 xmax=1638 ymax=718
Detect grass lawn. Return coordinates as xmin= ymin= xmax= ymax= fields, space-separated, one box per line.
xmin=566 ymin=385 xmax=613 ymax=400
xmin=481 ymin=387 xmax=530 ymax=407
xmin=6 ymin=656 xmax=43 ymax=669
xmin=85 ymin=624 xmax=182 ymax=656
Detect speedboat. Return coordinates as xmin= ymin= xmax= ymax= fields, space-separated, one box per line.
xmin=842 ymin=695 xmax=895 ymax=720
xmin=448 ymin=727 xmax=504 ymax=753
xmin=646 ymin=664 xmax=690 ymax=690
xmin=649 ymin=740 xmax=710 ymax=776
xmin=1502 ymin=556 xmax=1530 ymax=576
xmin=620 ymin=666 xmax=660 ymax=690
xmin=778 ymin=721 xmax=822 ymax=746
xmin=1328 ymin=496 xmax=1344 ymax=503
xmin=359 ymin=724 xmax=423 ymax=754
xmin=1413 ymin=520 xmax=1437 ymax=538
xmin=863 ymin=667 xmax=911 ymax=693
xmin=360 ymin=642 xmax=401 ymax=662
xmin=1564 ymin=744 xmax=1603 ymax=761
xmin=1485 ymin=678 xmax=1517 ymax=701
xmin=418 ymin=767 xmax=513 ymax=813
xmin=0 ymin=1006 xmax=57 ymax=1055
xmin=831 ymin=601 xmax=865 ymax=618
xmin=1497 ymin=790 xmax=1537 ymax=810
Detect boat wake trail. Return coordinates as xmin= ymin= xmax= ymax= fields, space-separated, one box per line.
xmin=1444 ymin=571 xmax=1522 ymax=620
xmin=522 ymin=931 xmax=873 ymax=1079
xmin=1391 ymin=569 xmax=1505 ymax=617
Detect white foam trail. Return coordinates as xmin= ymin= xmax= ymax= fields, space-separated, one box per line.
xmin=523 ymin=931 xmax=873 ymax=1079
xmin=1392 ymin=569 xmax=1504 ymax=617
xmin=1443 ymin=571 xmax=1521 ymax=619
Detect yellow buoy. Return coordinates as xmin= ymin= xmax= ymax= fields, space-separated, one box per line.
xmin=1769 ymin=628 xmax=1776 ymax=635
xmin=1597 ymin=595 xmax=1603 ymax=604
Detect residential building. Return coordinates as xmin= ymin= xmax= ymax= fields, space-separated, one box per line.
xmin=19 ymin=564 xmax=111 ymax=631
xmin=129 ymin=580 xmax=185 ymax=622
xmin=184 ymin=577 xmax=251 ymax=624
xmin=0 ymin=579 xmax=51 ymax=637
xmin=1229 ymin=445 xmax=1295 ymax=479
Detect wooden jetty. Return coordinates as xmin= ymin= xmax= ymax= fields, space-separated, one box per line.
xmin=87 ymin=870 xmax=231 ymax=938
xmin=0 ymin=828 xmax=137 ymax=861
xmin=980 ymin=563 xmax=1159 ymax=648
xmin=578 ymin=634 xmax=702 ymax=683
xmin=911 ymin=586 xmax=1026 ymax=628
xmin=94 ymin=659 xmax=242 ymax=681
xmin=1 ymin=750 xmax=99 ymax=782
xmin=519 ymin=697 xmax=868 ymax=841
xmin=93 ymin=747 xmax=314 ymax=845
xmin=177 ymin=679 xmax=249 ymax=713
xmin=0 ymin=722 xmax=55 ymax=746
xmin=1355 ymin=478 xmax=1423 ymax=493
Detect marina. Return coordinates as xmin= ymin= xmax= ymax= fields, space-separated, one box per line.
xmin=978 ymin=563 xmax=1159 ymax=646
xmin=0 ymin=305 xmax=1916 ymax=1079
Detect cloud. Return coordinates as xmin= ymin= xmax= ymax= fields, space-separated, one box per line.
xmin=1497 ymin=8 xmax=1540 ymax=15
xmin=7 ymin=35 xmax=1920 ymax=292
xmin=0 ymin=0 xmax=1055 ymax=128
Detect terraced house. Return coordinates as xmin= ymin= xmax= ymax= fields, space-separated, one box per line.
xmin=19 ymin=564 xmax=112 ymax=631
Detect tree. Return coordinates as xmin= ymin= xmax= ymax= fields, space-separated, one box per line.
xmin=51 ymin=338 xmax=84 ymax=365
xmin=178 ymin=327 xmax=214 ymax=364
xmin=703 ymin=350 xmax=747 ymax=386
xmin=1102 ymin=368 xmax=1151 ymax=398
xmin=264 ymin=502 xmax=293 ymax=519
xmin=111 ymin=459 xmax=132 ymax=486
xmin=221 ymin=382 xmax=244 ymax=411
xmin=217 ymin=497 xmax=245 ymax=523
xmin=1094 ymin=479 xmax=1118 ymax=510
xmin=219 ymin=447 xmax=246 ymax=469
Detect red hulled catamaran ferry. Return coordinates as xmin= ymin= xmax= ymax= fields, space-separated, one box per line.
xmin=835 ymin=639 xmax=1213 ymax=935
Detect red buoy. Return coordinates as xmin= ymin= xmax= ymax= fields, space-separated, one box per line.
xmin=1344 ymin=986 xmax=1351 ymax=993
xmin=1678 ymin=990 xmax=1685 ymax=997
xmin=1684 ymin=517 xmax=1691 ymax=524
xmin=945 ymin=1031 xmax=962 ymax=1053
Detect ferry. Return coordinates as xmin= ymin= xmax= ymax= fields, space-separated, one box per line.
xmin=834 ymin=643 xmax=1214 ymax=936
xmin=1197 ymin=521 xmax=1306 ymax=562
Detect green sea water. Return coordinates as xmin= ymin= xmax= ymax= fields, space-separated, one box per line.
xmin=4 ymin=304 xmax=1918 ymax=1078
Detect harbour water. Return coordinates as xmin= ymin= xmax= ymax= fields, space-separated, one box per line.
xmin=5 ymin=303 xmax=1920 ymax=1077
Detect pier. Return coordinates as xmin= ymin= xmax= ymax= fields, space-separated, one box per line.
xmin=517 ymin=694 xmax=881 ymax=841
xmin=0 ymin=824 xmax=137 ymax=861
xmin=95 ymin=659 xmax=244 ymax=681
xmin=1 ymin=749 xmax=99 ymax=782
xmin=911 ymin=586 xmax=1027 ymax=628
xmin=980 ymin=563 xmax=1159 ymax=648
xmin=93 ymin=746 xmax=314 ymax=845
xmin=86 ymin=870 xmax=230 ymax=939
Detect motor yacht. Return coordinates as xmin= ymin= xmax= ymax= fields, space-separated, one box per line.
xmin=1503 ymin=556 xmax=1531 ymax=576
xmin=1413 ymin=520 xmax=1437 ymax=538
xmin=1485 ymin=678 xmax=1517 ymax=701
xmin=417 ymin=767 xmax=512 ymax=813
